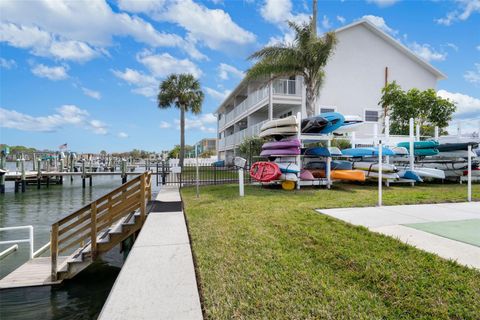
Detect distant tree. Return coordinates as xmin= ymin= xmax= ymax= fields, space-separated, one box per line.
xmin=246 ymin=20 xmax=336 ymax=117
xmin=237 ymin=137 xmax=266 ymax=164
xmin=100 ymin=150 xmax=107 ymax=157
xmin=168 ymin=145 xmax=194 ymax=159
xmin=200 ymin=150 xmax=215 ymax=158
xmin=379 ymin=82 xmax=456 ymax=136
xmin=130 ymin=149 xmax=141 ymax=159
xmin=157 ymin=74 xmax=204 ymax=167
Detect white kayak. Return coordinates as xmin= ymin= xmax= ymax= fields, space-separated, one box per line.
xmin=352 ymin=161 xmax=398 ymax=173
xmin=279 ymin=173 xmax=298 ymax=181
xmin=275 ymin=161 xmax=300 ymax=173
xmin=391 ymin=146 xmax=409 ymax=156
xmin=260 ymin=116 xmax=297 ymax=131
xmin=397 ymin=167 xmax=446 ymax=179
xmin=435 ymin=150 xmax=478 ymax=158
xmin=418 ymin=161 xmax=469 ymax=170
xmin=259 ymin=125 xmax=298 ymax=138
xmin=362 ymin=171 xmax=400 ymax=180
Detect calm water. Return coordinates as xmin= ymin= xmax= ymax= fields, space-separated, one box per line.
xmin=0 ymin=162 xmax=159 ymax=319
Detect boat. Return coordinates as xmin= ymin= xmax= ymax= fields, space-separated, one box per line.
xmin=299 ymin=169 xmax=315 ymax=180
xmin=260 ymin=147 xmax=301 ymax=157
xmin=334 ymin=115 xmax=365 ymax=133
xmin=362 ymin=171 xmax=400 ymax=180
xmin=304 ymin=160 xmax=352 ymax=170
xmin=275 ymin=162 xmax=300 ymax=173
xmin=259 ymin=126 xmax=298 ymax=138
xmin=250 ymin=162 xmax=281 ymax=182
xmin=301 ymin=116 xmax=328 ymax=133
xmin=303 ymin=147 xmax=331 ymax=157
xmin=327 ymin=147 xmax=343 ymax=156
xmin=396 ymin=167 xmax=445 ymax=180
xmin=309 ymin=169 xmax=366 ymax=182
xmin=262 ymin=139 xmax=301 ymax=150
xmin=391 ymin=146 xmax=409 ymax=156
xmin=397 ymin=141 xmax=439 ymax=149
xmin=260 ymin=116 xmax=297 ymax=131
xmin=351 ymin=161 xmax=397 ymax=173
xmin=279 ymin=173 xmax=298 ymax=181
xmin=319 ymin=112 xmax=345 ymax=134
xmin=342 ymin=147 xmax=396 ymax=157
xmin=437 ymin=142 xmax=479 ymax=152
xmin=398 ymin=170 xmax=423 ymax=182
xmin=435 ymin=150 xmax=478 ymax=158
xmin=414 ymin=148 xmax=439 ymax=156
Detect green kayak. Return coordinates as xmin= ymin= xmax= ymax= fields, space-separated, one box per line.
xmin=397 ymin=141 xmax=439 ymax=149
xmin=414 ymin=148 xmax=439 ymax=156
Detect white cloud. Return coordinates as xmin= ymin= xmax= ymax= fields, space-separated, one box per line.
xmin=0 ymin=0 xmax=204 ymax=61
xmin=436 ymin=0 xmax=480 ymax=26
xmin=174 ymin=113 xmax=216 ymax=133
xmin=321 ymin=15 xmax=331 ymax=29
xmin=0 ymin=104 xmax=108 ymax=134
xmin=82 ymin=87 xmax=102 ymax=100
xmin=205 ymin=87 xmax=231 ymax=101
xmin=31 ymin=64 xmax=69 ymax=80
xmin=137 ymin=51 xmax=202 ymax=78
xmin=464 ymin=63 xmax=480 ymax=85
xmin=0 ymin=57 xmax=16 ymax=69
xmin=437 ymin=90 xmax=480 ymax=120
xmin=366 ymin=0 xmax=399 ymax=7
xmin=336 ymin=15 xmax=346 ymax=24
xmin=361 ymin=15 xmax=397 ymax=35
xmin=445 ymin=42 xmax=459 ymax=51
xmin=260 ymin=0 xmax=310 ymax=28
xmin=218 ymin=63 xmax=244 ymax=80
xmin=118 ymin=132 xmax=129 ymax=138
xmin=119 ymin=0 xmax=255 ymax=52
xmin=409 ymin=42 xmax=447 ymax=62
xmin=159 ymin=121 xmax=172 ymax=129
xmin=112 ymin=67 xmax=158 ymax=98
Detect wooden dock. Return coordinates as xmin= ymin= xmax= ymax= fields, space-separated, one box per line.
xmin=0 ymin=257 xmax=67 ymax=289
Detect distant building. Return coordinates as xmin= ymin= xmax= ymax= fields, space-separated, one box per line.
xmin=197 ymin=138 xmax=217 ymax=155
xmin=215 ymin=19 xmax=446 ymax=163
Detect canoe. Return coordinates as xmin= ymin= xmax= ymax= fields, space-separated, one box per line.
xmin=398 ymin=170 xmax=423 ymax=182
xmin=397 ymin=141 xmax=439 ymax=149
xmin=304 ymin=147 xmax=331 ymax=157
xmin=437 ymin=142 xmax=479 ymax=152
xmin=299 ymin=169 xmax=315 ymax=180
xmin=319 ymin=112 xmax=345 ymax=134
xmin=250 ymin=162 xmax=281 ymax=182
xmin=301 ymin=116 xmax=329 ymax=133
xmin=262 ymin=139 xmax=301 ymax=150
xmin=279 ymin=173 xmax=298 ymax=181
xmin=414 ymin=148 xmax=439 ymax=156
xmin=304 ymin=160 xmax=352 ymax=170
xmin=260 ymin=116 xmax=297 ymax=131
xmin=342 ymin=147 xmax=396 ymax=157
xmin=260 ymin=147 xmax=300 ymax=157
xmin=309 ymin=169 xmax=366 ymax=182
xmin=275 ymin=162 xmax=300 ymax=173
xmin=259 ymin=126 xmax=298 ymax=138
xmin=397 ymin=167 xmax=445 ymax=180
xmin=351 ymin=161 xmax=397 ymax=173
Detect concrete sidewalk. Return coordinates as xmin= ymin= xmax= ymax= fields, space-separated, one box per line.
xmin=99 ymin=186 xmax=203 ymax=320
xmin=317 ymin=202 xmax=480 ymax=269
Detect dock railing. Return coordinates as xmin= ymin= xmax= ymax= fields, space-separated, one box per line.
xmin=50 ymin=172 xmax=151 ymax=280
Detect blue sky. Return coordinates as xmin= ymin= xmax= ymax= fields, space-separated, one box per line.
xmin=0 ymin=0 xmax=479 ymax=153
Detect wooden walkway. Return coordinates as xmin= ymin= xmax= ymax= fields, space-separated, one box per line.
xmin=0 ymin=257 xmax=67 ymax=289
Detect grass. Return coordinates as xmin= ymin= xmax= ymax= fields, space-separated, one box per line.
xmin=182 ymin=183 xmax=480 ymax=319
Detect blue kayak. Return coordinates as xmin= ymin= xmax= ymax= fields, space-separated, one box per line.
xmin=304 ymin=147 xmax=331 ymax=157
xmin=342 ymin=147 xmax=396 ymax=157
xmin=304 ymin=160 xmax=352 ymax=170
xmin=398 ymin=170 xmax=423 ymax=182
xmin=319 ymin=112 xmax=345 ymax=134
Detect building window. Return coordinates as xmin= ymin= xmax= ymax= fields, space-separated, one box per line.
xmin=279 ymin=111 xmax=293 ymax=119
xmin=320 ymin=107 xmax=336 ymax=113
xmin=364 ymin=110 xmax=380 ymax=122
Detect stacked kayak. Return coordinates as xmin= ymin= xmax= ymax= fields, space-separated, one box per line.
xmin=259 ymin=116 xmax=298 ymax=138
xmin=351 ymin=161 xmax=399 ymax=180
xmin=305 ymin=160 xmax=352 ymax=170
xmin=342 ymin=147 xmax=396 ymax=157
xmin=249 ymin=162 xmax=281 ymax=182
xmin=260 ymin=138 xmax=301 ymax=157
xmin=435 ymin=142 xmax=479 ymax=158
xmin=334 ymin=115 xmax=365 ymax=134
xmin=301 ymin=112 xmax=345 ymax=134
xmin=308 ymin=169 xmax=366 ymax=182
xmin=397 ymin=141 xmax=439 ymax=156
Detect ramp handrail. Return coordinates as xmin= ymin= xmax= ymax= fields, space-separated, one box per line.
xmin=50 ymin=172 xmax=152 ymax=280
xmin=0 ymin=225 xmax=34 ymax=259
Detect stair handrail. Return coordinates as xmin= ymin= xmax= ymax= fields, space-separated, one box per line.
xmin=51 ymin=171 xmax=152 ymax=280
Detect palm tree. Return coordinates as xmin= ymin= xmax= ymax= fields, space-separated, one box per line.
xmin=157 ymin=73 xmax=204 ymax=168
xmin=246 ymin=20 xmax=336 ymax=117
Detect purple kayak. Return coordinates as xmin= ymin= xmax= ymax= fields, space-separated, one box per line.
xmin=260 ymin=147 xmax=301 ymax=157
xmin=262 ymin=139 xmax=301 ymax=150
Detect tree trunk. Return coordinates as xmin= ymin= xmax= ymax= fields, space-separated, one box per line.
xmin=312 ymin=0 xmax=318 ymax=36
xmin=179 ymin=105 xmax=185 ymax=168
xmin=305 ymin=82 xmax=316 ymax=117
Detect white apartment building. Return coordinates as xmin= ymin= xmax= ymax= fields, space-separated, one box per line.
xmin=216 ymin=19 xmax=446 ymax=162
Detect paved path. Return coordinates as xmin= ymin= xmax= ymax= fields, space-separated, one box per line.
xmin=99 ymin=186 xmax=203 ymax=320
xmin=317 ymin=202 xmax=480 ymax=269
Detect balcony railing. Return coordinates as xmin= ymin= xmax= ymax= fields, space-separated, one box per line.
xmin=272 ymin=79 xmax=297 ymax=95
xmin=219 ymin=120 xmax=268 ymax=150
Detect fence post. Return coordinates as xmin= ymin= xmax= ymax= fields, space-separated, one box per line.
xmin=468 ymin=145 xmax=472 ymax=202
xmin=51 ymin=223 xmax=58 ymax=281
xmin=140 ymin=174 xmax=146 ymax=222
xmin=239 ymin=168 xmax=244 ymax=197
xmin=90 ymin=202 xmax=97 ymax=260
xmin=378 ymin=141 xmax=383 ymax=207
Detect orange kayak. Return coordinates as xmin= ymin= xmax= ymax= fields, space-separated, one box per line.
xmin=309 ymin=169 xmax=366 ymax=182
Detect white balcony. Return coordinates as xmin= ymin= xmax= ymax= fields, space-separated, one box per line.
xmin=219 ymin=120 xmax=267 ymax=151
xmin=272 ymin=79 xmax=297 ymax=95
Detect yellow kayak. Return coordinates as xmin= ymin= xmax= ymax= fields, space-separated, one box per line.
xmin=309 ymin=169 xmax=366 ymax=182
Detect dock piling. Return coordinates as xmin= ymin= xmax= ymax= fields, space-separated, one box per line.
xmin=0 ymin=152 xmax=5 ymax=194
xmin=82 ymin=161 xmax=86 ymax=188
xmin=21 ymin=158 xmax=26 ymax=192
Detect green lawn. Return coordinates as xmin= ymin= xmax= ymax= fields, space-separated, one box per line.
xmin=182 ymin=183 xmax=480 ymax=319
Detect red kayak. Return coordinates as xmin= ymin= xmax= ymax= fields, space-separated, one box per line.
xmin=250 ymin=162 xmax=281 ymax=182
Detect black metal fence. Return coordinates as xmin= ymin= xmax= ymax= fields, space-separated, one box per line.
xmin=154 ymin=161 xmax=251 ymax=187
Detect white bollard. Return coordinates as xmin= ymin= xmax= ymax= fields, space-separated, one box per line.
xmin=195 ymin=144 xmax=199 ymax=199
xmin=239 ymin=168 xmax=244 ymax=197
xmin=468 ymin=145 xmax=472 ymax=202
xmin=378 ymin=141 xmax=383 ymax=207
xmin=409 ymin=118 xmax=414 ymax=171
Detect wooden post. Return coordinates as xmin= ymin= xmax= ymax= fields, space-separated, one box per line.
xmin=89 ymin=160 xmax=93 ymax=187
xmin=140 ymin=174 xmax=146 ymax=222
xmin=82 ymin=160 xmax=86 ymax=188
xmin=51 ymin=223 xmax=58 ymax=281
xmin=21 ymin=158 xmax=26 ymax=192
xmin=90 ymin=202 xmax=97 ymax=260
xmin=59 ymin=159 xmax=64 ymax=184
xmin=70 ymin=155 xmax=74 ymax=183
xmin=37 ymin=159 xmax=42 ymax=189
xmin=121 ymin=159 xmax=127 ymax=184
xmin=0 ymin=152 xmax=5 ymax=194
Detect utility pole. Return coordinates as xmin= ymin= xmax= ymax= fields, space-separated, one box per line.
xmin=312 ymin=0 xmax=318 ymax=36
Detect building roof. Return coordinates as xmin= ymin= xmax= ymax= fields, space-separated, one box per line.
xmin=215 ymin=18 xmax=447 ymax=114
